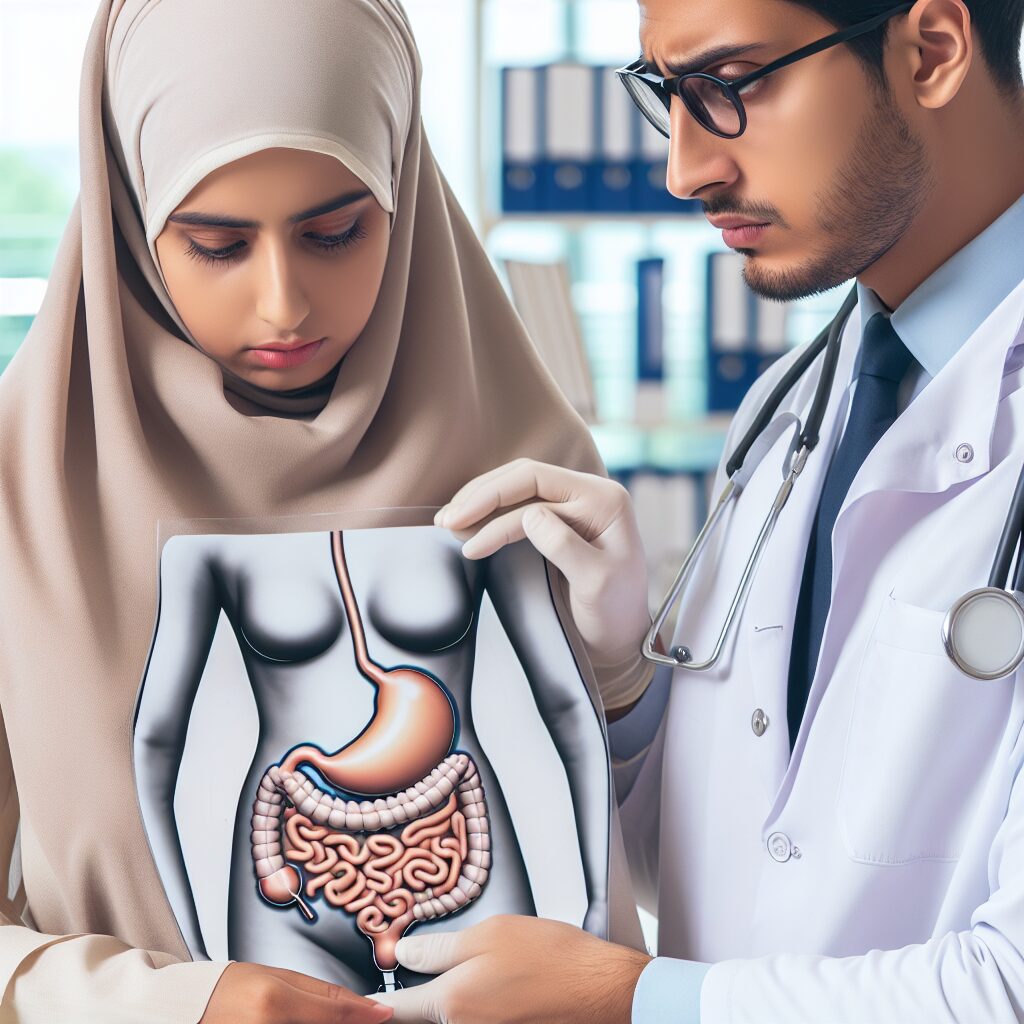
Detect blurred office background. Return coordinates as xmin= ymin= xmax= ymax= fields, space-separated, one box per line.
xmin=4 ymin=0 xmax=1018 ymax=609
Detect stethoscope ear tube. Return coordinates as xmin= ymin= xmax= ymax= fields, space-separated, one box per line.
xmin=725 ymin=285 xmax=858 ymax=478
xmin=798 ymin=285 xmax=858 ymax=452
xmin=644 ymin=285 xmax=858 ymax=670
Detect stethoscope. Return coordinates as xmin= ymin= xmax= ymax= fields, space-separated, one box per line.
xmin=642 ymin=284 xmax=1024 ymax=681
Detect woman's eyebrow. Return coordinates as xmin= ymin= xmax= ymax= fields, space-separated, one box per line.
xmin=647 ymin=41 xmax=766 ymax=77
xmin=166 ymin=188 xmax=373 ymax=229
xmin=289 ymin=188 xmax=373 ymax=222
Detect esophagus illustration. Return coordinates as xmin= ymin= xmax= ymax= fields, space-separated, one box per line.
xmin=252 ymin=533 xmax=489 ymax=991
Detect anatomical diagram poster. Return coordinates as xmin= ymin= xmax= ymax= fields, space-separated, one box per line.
xmin=131 ymin=512 xmax=615 ymax=994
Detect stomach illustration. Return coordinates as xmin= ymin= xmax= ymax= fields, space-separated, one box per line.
xmin=249 ymin=532 xmax=490 ymax=990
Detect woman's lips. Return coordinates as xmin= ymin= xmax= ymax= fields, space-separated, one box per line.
xmin=721 ymin=223 xmax=770 ymax=248
xmin=246 ymin=338 xmax=325 ymax=369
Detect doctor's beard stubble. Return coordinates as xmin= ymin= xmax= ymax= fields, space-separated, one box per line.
xmin=736 ymin=78 xmax=936 ymax=303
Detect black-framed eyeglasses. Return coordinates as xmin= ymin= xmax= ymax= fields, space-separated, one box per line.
xmin=616 ymin=2 xmax=914 ymax=139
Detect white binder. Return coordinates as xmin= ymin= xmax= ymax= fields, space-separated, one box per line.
xmin=709 ymin=251 xmax=751 ymax=350
xmin=542 ymin=63 xmax=596 ymax=208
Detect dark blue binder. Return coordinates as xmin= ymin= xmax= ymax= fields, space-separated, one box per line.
xmin=632 ymin=113 xmax=701 ymax=213
xmin=637 ymin=257 xmax=665 ymax=381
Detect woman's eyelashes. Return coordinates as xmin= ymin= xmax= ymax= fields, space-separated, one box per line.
xmin=308 ymin=220 xmax=369 ymax=253
xmin=183 ymin=237 xmax=247 ymax=265
xmin=183 ymin=219 xmax=369 ymax=266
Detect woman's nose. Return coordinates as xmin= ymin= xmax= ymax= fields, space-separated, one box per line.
xmin=255 ymin=240 xmax=311 ymax=331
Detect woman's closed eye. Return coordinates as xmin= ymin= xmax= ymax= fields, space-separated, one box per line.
xmin=183 ymin=237 xmax=247 ymax=265
xmin=304 ymin=221 xmax=369 ymax=253
xmin=183 ymin=220 xmax=369 ymax=267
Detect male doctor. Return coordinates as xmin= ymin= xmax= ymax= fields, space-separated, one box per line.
xmin=376 ymin=0 xmax=1024 ymax=1020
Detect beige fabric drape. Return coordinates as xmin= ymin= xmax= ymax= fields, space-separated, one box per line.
xmin=0 ymin=0 xmax=611 ymax=1018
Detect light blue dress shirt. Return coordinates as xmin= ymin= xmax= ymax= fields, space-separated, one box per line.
xmin=619 ymin=192 xmax=1024 ymax=1024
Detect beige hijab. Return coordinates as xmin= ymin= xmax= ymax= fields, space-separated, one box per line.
xmin=0 ymin=0 xmax=603 ymax=980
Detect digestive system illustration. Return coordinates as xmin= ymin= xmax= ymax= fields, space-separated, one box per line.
xmin=250 ymin=532 xmax=491 ymax=991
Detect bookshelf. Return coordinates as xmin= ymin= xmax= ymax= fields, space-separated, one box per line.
xmin=471 ymin=0 xmax=842 ymax=445
xmin=473 ymin=0 xmax=711 ymax=437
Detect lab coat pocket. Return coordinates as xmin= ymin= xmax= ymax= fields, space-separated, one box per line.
xmin=837 ymin=593 xmax=1014 ymax=865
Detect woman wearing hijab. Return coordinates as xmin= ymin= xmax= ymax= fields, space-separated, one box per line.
xmin=0 ymin=0 xmax=654 ymax=1020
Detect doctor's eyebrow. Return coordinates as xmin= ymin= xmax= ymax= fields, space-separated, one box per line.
xmin=166 ymin=188 xmax=373 ymax=230
xmin=644 ymin=42 xmax=767 ymax=78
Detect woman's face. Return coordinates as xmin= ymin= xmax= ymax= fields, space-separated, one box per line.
xmin=155 ymin=147 xmax=390 ymax=390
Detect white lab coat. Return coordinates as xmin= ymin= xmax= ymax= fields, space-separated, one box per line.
xmin=618 ymin=277 xmax=1024 ymax=1022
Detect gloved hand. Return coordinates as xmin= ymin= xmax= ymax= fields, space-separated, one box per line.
xmin=435 ymin=459 xmax=655 ymax=710
xmin=370 ymin=915 xmax=650 ymax=1024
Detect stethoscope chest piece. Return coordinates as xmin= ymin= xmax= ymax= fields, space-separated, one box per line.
xmin=942 ymin=588 xmax=1024 ymax=680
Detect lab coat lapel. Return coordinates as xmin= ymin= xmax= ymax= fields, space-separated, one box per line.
xmin=836 ymin=280 xmax=1024 ymax=515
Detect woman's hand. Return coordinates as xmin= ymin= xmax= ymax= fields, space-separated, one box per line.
xmin=436 ymin=459 xmax=653 ymax=707
xmin=201 ymin=962 xmax=394 ymax=1024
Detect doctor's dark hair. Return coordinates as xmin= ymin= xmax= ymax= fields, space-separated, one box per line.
xmin=789 ymin=0 xmax=1024 ymax=94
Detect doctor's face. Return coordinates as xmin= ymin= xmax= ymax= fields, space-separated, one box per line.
xmin=155 ymin=147 xmax=391 ymax=390
xmin=640 ymin=0 xmax=931 ymax=301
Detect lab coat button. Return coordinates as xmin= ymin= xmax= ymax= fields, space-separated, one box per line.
xmin=751 ymin=708 xmax=769 ymax=736
xmin=955 ymin=443 xmax=974 ymax=463
xmin=767 ymin=831 xmax=792 ymax=862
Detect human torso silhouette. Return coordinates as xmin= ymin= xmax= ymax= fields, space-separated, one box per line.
xmin=134 ymin=526 xmax=610 ymax=995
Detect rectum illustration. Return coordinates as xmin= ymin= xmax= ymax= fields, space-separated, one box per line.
xmin=249 ymin=532 xmax=491 ymax=990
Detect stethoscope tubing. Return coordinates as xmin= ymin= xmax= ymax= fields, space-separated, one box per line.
xmin=991 ymin=458 xmax=1024 ymax=590
xmin=725 ymin=285 xmax=858 ymax=478
xmin=642 ymin=282 xmax=1024 ymax=679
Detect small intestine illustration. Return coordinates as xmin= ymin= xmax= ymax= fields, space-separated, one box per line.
xmin=250 ymin=532 xmax=490 ymax=991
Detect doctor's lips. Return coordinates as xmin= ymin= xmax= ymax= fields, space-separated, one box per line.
xmin=245 ymin=336 xmax=326 ymax=369
xmin=707 ymin=214 xmax=773 ymax=249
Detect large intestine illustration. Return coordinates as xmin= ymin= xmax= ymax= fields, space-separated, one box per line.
xmin=250 ymin=531 xmax=491 ymax=990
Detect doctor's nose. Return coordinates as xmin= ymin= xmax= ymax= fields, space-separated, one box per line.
xmin=255 ymin=242 xmax=311 ymax=332
xmin=665 ymin=98 xmax=741 ymax=201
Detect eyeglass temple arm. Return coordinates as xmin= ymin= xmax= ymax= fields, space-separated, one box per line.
xmin=730 ymin=1 xmax=915 ymax=90
xmin=616 ymin=2 xmax=913 ymax=91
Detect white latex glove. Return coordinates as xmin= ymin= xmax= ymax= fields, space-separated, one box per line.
xmin=435 ymin=459 xmax=654 ymax=709
xmin=371 ymin=916 xmax=649 ymax=1024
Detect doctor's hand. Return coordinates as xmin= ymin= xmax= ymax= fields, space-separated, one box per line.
xmin=436 ymin=459 xmax=654 ymax=710
xmin=371 ymin=915 xmax=650 ymax=1024
xmin=201 ymin=962 xmax=394 ymax=1024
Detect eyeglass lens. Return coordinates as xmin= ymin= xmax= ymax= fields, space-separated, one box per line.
xmin=624 ymin=74 xmax=742 ymax=138
xmin=679 ymin=78 xmax=742 ymax=136
xmin=621 ymin=76 xmax=673 ymax=136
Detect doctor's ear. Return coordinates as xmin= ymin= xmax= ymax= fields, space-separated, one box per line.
xmin=896 ymin=0 xmax=973 ymax=109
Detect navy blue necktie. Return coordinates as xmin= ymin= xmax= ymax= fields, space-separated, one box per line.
xmin=786 ymin=313 xmax=915 ymax=750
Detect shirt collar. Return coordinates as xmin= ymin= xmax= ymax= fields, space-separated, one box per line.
xmin=855 ymin=192 xmax=1024 ymax=378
